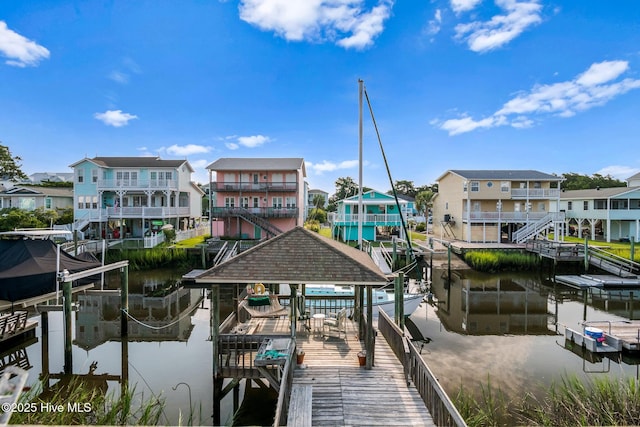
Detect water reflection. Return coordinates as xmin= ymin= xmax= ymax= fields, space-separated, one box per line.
xmin=414 ymin=268 xmax=640 ymax=407
xmin=431 ymin=270 xmax=554 ymax=335
xmin=75 ymin=285 xmax=200 ymax=350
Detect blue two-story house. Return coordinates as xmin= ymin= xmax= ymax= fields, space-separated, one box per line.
xmin=329 ymin=190 xmax=410 ymax=241
xmin=69 ymin=156 xmax=204 ymax=239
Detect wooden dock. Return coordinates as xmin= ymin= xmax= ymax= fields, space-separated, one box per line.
xmin=584 ymin=321 xmax=640 ymax=352
xmin=291 ymin=319 xmax=434 ymax=426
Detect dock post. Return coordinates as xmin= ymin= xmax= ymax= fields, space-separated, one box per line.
xmin=63 ymin=278 xmax=73 ymax=374
xmin=121 ymin=265 xmax=129 ymax=338
xmin=366 ymin=286 xmax=374 ymax=369
xmin=584 ymin=236 xmax=589 ymax=273
xmin=211 ymin=285 xmax=221 ymax=425
xmin=631 ymin=236 xmax=635 ymax=263
xmin=41 ymin=311 xmax=50 ymax=389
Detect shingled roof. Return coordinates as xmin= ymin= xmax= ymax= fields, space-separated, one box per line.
xmin=194 ymin=227 xmax=389 ymax=286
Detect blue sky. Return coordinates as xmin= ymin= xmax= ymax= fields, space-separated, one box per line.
xmin=2 ymin=1 xmax=640 ymax=193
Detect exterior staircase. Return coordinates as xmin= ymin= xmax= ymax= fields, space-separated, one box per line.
xmin=513 ymin=212 xmax=565 ymax=243
xmin=236 ymin=208 xmax=283 ymax=238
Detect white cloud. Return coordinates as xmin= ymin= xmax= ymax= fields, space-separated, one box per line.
xmin=165 ymin=144 xmax=212 ymax=156
xmin=237 ymin=135 xmax=271 ymax=148
xmin=222 ymin=134 xmax=272 ymax=149
xmin=108 ymin=58 xmax=141 ymax=84
xmin=438 ymin=60 xmax=640 ymax=135
xmin=450 ymin=0 xmax=482 ymax=14
xmin=454 ymin=0 xmax=542 ymax=53
xmin=94 ymin=110 xmax=138 ymax=127
xmin=306 ymin=159 xmax=364 ymax=174
xmin=595 ymin=165 xmax=640 ymax=181
xmin=238 ymin=0 xmax=394 ymax=50
xmin=0 ymin=21 xmax=50 ymax=67
xmin=576 ymin=60 xmax=629 ymax=86
xmin=426 ymin=9 xmax=442 ymax=36
xmin=109 ymin=71 xmax=129 ymax=84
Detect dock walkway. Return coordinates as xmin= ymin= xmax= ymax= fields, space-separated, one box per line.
xmin=291 ymin=318 xmax=434 ymax=426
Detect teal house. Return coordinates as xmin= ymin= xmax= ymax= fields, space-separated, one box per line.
xmin=329 ymin=190 xmax=410 ymax=242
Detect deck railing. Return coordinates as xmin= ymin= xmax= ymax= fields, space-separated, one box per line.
xmin=378 ymin=310 xmax=467 ymax=427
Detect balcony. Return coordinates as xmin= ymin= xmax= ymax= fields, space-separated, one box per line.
xmin=212 ymin=182 xmax=298 ymax=192
xmin=510 ymin=188 xmax=560 ymax=199
xmin=211 ymin=207 xmax=299 ymax=218
xmin=328 ymin=213 xmax=402 ymax=225
xmin=97 ymin=179 xmax=180 ymax=191
xmin=79 ymin=206 xmax=191 ymax=220
xmin=462 ymin=211 xmax=564 ymax=223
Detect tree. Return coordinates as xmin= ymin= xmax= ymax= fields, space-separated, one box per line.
xmin=327 ymin=176 xmax=364 ymax=211
xmin=561 ymin=172 xmax=626 ymax=190
xmin=391 ymin=180 xmax=417 ymax=197
xmin=415 ymin=190 xmax=434 ymax=217
xmin=0 ymin=144 xmax=28 ymax=181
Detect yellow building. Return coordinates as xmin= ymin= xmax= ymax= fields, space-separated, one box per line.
xmin=432 ymin=170 xmax=564 ymax=243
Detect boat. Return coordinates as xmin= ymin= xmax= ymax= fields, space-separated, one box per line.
xmin=302 ymin=284 xmax=424 ymax=318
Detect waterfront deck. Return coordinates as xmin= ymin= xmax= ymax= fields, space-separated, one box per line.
xmin=242 ymin=315 xmax=435 ymax=426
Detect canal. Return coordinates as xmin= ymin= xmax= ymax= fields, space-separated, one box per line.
xmin=9 ymin=266 xmax=640 ymax=425
xmin=411 ymin=267 xmax=640 ymax=407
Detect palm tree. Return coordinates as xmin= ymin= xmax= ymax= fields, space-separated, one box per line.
xmin=415 ymin=190 xmax=434 ymax=218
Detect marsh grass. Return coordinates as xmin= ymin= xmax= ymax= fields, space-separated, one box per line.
xmin=464 ymin=250 xmax=539 ymax=272
xmin=455 ymin=374 xmax=640 ymax=426
xmin=106 ymin=247 xmax=191 ymax=270
xmin=10 ymin=378 xmax=165 ymax=425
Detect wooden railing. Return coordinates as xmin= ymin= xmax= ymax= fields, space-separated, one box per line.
xmin=378 ymin=310 xmax=467 ymax=427
xmin=0 ymin=311 xmax=28 ymax=341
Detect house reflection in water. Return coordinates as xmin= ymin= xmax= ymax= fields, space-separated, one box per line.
xmin=75 ymin=285 xmax=203 ymax=349
xmin=430 ymin=271 xmax=555 ymax=335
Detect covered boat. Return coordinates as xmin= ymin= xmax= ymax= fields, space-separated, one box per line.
xmin=0 ymin=239 xmax=101 ymax=302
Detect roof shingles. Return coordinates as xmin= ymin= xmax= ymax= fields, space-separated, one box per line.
xmin=195 ymin=227 xmax=388 ymax=285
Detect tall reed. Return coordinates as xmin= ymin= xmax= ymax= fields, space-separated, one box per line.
xmin=464 ymin=250 xmax=539 ymax=272
xmin=455 ymin=374 xmax=640 ymax=426
xmin=10 ymin=378 xmax=165 ymax=425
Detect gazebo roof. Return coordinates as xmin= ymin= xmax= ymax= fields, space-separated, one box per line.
xmin=192 ymin=227 xmax=389 ymax=286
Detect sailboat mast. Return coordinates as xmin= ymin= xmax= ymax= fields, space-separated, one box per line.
xmin=358 ymin=79 xmax=364 ymax=249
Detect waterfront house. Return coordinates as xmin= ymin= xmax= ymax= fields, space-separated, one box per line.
xmin=329 ymin=189 xmax=409 ymax=241
xmin=431 ymin=170 xmax=564 ymax=243
xmin=206 ymin=157 xmax=307 ymax=239
xmin=559 ymin=185 xmax=640 ymax=242
xmin=69 ymin=156 xmax=204 ymax=240
xmin=307 ymin=188 xmax=329 ymax=216
xmin=0 ymin=185 xmax=73 ymax=211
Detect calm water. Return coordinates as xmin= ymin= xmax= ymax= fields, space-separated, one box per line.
xmin=411 ymin=268 xmax=640 ymax=403
xmin=11 ymin=267 xmax=640 ymax=425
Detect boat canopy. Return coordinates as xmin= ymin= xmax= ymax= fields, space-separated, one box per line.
xmin=0 ymin=239 xmax=101 ymax=302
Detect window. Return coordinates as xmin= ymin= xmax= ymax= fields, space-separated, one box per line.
xmin=487 ymin=181 xmax=493 ymax=188
xmin=224 ymin=197 xmax=235 ymax=208
xmin=92 ymin=196 xmax=98 ymax=209
xmin=471 ymin=201 xmax=481 ymax=211
xmin=463 ymin=182 xmax=467 ymax=192
xmin=285 ymin=197 xmax=296 ymax=208
xmin=92 ymin=169 xmax=98 ymax=183
xmin=583 ymin=201 xmax=589 ymax=210
xmin=252 ymin=197 xmax=259 ymax=208
xmin=594 ymin=200 xmax=607 ymax=210
xmin=611 ymin=199 xmax=628 ymax=210
xmin=272 ymin=197 xmax=283 ymax=208
xmin=470 ymin=181 xmax=479 ymax=192
xmin=77 ymin=169 xmax=84 ymax=183
xmin=77 ymin=196 xmax=84 ymax=209
xmin=45 ymin=198 xmax=52 ymax=209
xmin=241 ymin=197 xmax=249 ymax=208
xmin=567 ymin=201 xmax=573 ymax=210
xmin=253 ymin=174 xmax=259 ymax=184
xmin=501 ymin=181 xmax=510 ymax=192
xmin=533 ymin=181 xmax=541 ymax=189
